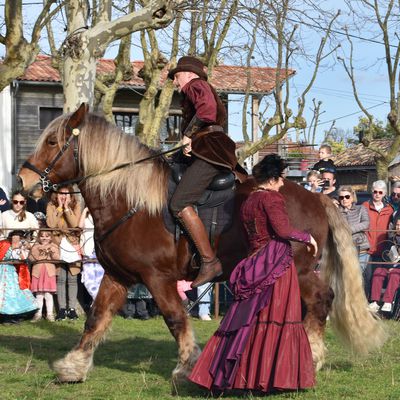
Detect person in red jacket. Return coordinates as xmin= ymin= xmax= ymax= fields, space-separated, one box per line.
xmin=168 ymin=56 xmax=246 ymax=288
xmin=362 ymin=180 xmax=394 ymax=301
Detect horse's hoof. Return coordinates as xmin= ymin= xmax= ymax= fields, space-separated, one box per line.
xmin=52 ymin=349 xmax=93 ymax=383
xmin=172 ymin=367 xmax=189 ymax=384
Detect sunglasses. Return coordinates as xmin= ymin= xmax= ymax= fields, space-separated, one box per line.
xmin=392 ymin=192 xmax=400 ymax=198
xmin=373 ymin=190 xmax=384 ymax=195
xmin=12 ymin=200 xmax=26 ymax=205
xmin=339 ymin=195 xmax=351 ymax=200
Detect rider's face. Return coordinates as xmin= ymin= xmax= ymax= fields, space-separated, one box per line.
xmin=173 ymin=72 xmax=196 ymax=92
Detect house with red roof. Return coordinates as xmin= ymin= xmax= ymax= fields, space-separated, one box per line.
xmin=0 ymin=55 xmax=295 ymax=189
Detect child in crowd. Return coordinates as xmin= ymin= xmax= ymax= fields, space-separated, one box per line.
xmin=312 ymin=144 xmax=336 ymax=173
xmin=304 ymin=170 xmax=323 ymax=193
xmin=0 ymin=230 xmax=37 ymax=324
xmin=121 ymin=284 xmax=157 ymax=320
xmin=29 ymin=230 xmax=59 ymax=322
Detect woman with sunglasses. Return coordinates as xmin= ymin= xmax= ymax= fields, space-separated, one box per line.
xmin=362 ymin=180 xmax=394 ymax=303
xmin=1 ymin=190 xmax=39 ymax=292
xmin=338 ymin=186 xmax=370 ymax=275
xmin=1 ymin=190 xmax=39 ymax=242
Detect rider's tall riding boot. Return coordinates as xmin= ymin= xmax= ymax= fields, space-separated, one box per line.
xmin=178 ymin=205 xmax=222 ymax=288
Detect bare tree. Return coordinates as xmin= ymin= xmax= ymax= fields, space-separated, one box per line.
xmin=236 ymin=1 xmax=340 ymax=162
xmin=44 ymin=0 xmax=185 ymax=112
xmin=303 ymin=98 xmax=324 ymax=145
xmin=0 ymin=1 xmax=61 ymax=91
xmin=339 ymin=0 xmax=400 ymax=180
xmin=134 ymin=0 xmax=240 ymax=146
xmin=94 ymin=3 xmax=135 ymax=122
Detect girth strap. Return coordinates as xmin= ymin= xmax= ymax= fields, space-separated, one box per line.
xmin=96 ymin=207 xmax=138 ymax=243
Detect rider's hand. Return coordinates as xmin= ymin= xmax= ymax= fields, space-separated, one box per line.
xmin=182 ymin=135 xmax=192 ymax=157
xmin=307 ymin=235 xmax=318 ymax=257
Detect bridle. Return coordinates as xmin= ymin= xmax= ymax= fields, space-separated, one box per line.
xmin=22 ymin=125 xmax=81 ymax=193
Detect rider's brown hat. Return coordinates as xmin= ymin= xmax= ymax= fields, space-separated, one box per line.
xmin=168 ymin=56 xmax=208 ymax=80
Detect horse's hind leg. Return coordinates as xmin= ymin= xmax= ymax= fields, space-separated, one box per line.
xmin=53 ymin=273 xmax=127 ymax=382
xmin=147 ymin=277 xmax=201 ymax=383
xmin=299 ymin=270 xmax=334 ymax=371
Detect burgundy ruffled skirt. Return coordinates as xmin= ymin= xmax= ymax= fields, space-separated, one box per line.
xmin=189 ymin=240 xmax=315 ymax=393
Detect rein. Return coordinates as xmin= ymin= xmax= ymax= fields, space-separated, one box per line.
xmin=24 ymin=136 xmax=186 ymax=194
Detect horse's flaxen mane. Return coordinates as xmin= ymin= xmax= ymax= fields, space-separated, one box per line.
xmin=37 ymin=112 xmax=169 ymax=215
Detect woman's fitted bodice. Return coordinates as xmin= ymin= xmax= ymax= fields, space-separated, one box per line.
xmin=240 ymin=190 xmax=310 ymax=254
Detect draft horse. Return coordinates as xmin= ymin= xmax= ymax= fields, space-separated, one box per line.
xmin=18 ymin=105 xmax=385 ymax=384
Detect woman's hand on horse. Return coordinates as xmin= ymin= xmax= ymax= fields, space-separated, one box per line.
xmin=308 ymin=235 xmax=318 ymax=257
xmin=182 ymin=135 xmax=192 ymax=157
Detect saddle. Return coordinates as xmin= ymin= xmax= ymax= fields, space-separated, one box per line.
xmin=163 ymin=162 xmax=236 ymax=242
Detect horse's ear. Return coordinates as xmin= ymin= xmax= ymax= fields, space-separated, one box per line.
xmin=67 ymin=103 xmax=89 ymax=130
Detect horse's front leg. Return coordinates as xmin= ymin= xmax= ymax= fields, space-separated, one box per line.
xmin=299 ymin=270 xmax=334 ymax=372
xmin=147 ymin=277 xmax=201 ymax=383
xmin=53 ymin=273 xmax=127 ymax=382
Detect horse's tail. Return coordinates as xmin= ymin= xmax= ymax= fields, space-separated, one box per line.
xmin=319 ymin=195 xmax=387 ymax=354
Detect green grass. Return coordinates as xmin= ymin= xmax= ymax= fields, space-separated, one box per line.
xmin=0 ymin=316 xmax=399 ymax=399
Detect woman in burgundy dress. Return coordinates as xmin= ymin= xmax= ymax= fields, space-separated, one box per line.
xmin=189 ymin=154 xmax=318 ymax=393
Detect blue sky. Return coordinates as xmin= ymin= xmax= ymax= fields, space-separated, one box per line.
xmin=283 ymin=0 xmax=391 ymax=144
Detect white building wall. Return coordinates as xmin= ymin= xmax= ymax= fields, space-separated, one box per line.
xmin=0 ymin=85 xmax=13 ymax=193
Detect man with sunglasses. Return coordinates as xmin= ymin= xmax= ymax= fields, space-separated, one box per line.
xmin=389 ymin=181 xmax=400 ymax=215
xmin=362 ymin=180 xmax=394 ymax=304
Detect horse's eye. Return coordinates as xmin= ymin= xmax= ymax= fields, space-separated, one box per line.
xmin=47 ymin=136 xmax=57 ymax=146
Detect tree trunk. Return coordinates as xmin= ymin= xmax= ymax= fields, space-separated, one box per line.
xmin=62 ymin=49 xmax=97 ymax=112
xmin=0 ymin=43 xmax=39 ymax=90
xmin=376 ymin=158 xmax=389 ymax=181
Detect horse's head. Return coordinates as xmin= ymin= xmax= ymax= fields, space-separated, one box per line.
xmin=18 ymin=103 xmax=89 ymax=194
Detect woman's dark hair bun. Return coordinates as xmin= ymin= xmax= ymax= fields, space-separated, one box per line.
xmin=252 ymin=153 xmax=287 ymax=184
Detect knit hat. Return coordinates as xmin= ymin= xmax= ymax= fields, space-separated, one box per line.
xmin=168 ymin=56 xmax=208 ymax=80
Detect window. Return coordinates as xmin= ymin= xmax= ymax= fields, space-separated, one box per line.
xmin=114 ymin=112 xmax=138 ymax=135
xmin=39 ymin=107 xmax=63 ymax=129
xmin=114 ymin=111 xmax=182 ymax=146
xmin=160 ymin=114 xmax=182 ymax=147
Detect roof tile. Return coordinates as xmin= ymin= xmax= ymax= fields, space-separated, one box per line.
xmin=17 ymin=55 xmax=294 ymax=94
xmin=332 ymin=139 xmax=393 ymax=167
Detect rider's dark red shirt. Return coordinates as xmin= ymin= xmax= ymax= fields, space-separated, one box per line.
xmin=181 ymin=79 xmax=217 ymax=123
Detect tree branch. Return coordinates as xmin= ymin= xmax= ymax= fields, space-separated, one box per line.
xmin=87 ymin=0 xmax=182 ymax=55
xmin=338 ymin=29 xmax=374 ymax=127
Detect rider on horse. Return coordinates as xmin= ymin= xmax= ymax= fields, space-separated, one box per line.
xmin=168 ymin=56 xmax=246 ymax=288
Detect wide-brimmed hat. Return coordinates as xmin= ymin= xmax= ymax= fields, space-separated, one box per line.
xmin=168 ymin=56 xmax=208 ymax=80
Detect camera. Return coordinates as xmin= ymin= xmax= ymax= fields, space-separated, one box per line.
xmin=321 ymin=179 xmax=330 ymax=188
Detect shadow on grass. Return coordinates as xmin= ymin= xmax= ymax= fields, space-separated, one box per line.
xmin=0 ymin=325 xmax=185 ymax=381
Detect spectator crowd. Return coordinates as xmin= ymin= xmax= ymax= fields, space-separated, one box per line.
xmin=2 ymin=144 xmax=400 ymax=324
xmin=305 ymin=144 xmax=400 ymax=316
xmin=0 ymin=185 xmax=212 ymax=324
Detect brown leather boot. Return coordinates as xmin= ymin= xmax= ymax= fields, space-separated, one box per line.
xmin=178 ymin=206 xmax=222 ymax=288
